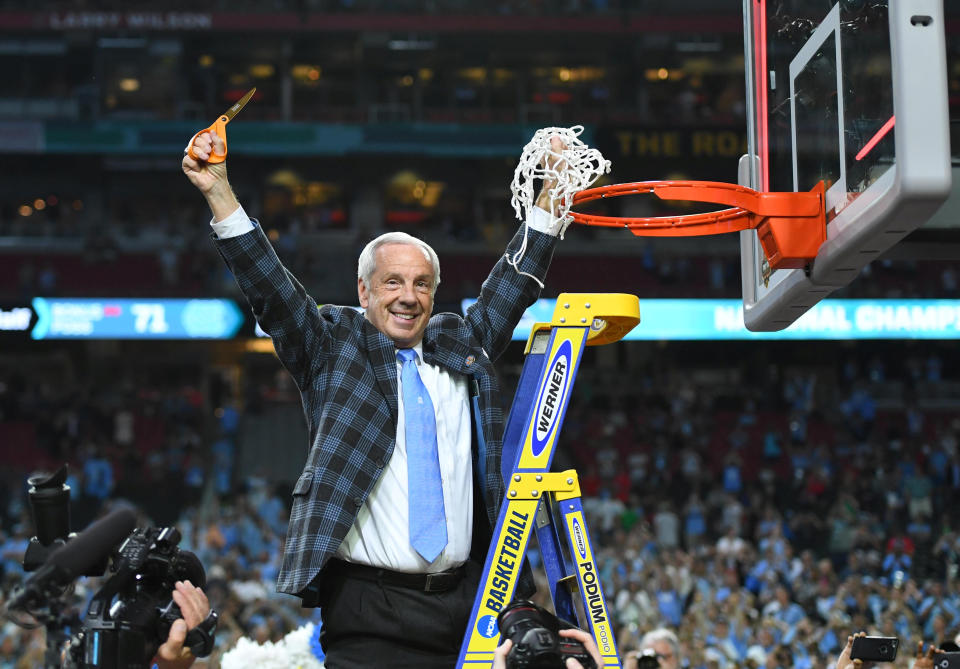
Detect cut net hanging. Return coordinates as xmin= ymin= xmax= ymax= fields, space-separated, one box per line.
xmin=507 ymin=125 xmax=611 ymax=286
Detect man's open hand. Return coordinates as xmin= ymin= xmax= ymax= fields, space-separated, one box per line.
xmin=154 ymin=580 xmax=210 ymax=669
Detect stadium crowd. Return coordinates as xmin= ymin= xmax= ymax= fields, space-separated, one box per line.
xmin=0 ymin=338 xmax=957 ymax=668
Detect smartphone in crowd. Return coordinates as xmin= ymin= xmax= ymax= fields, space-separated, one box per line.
xmin=850 ymin=636 xmax=899 ymax=662
xmin=934 ymin=651 xmax=960 ymax=668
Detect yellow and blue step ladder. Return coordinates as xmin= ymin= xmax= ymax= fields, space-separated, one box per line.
xmin=457 ymin=293 xmax=641 ymax=668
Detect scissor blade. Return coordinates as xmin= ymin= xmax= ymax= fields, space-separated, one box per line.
xmin=223 ymin=87 xmax=256 ymax=122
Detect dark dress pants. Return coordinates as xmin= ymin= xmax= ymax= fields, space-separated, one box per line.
xmin=318 ymin=560 xmax=482 ymax=669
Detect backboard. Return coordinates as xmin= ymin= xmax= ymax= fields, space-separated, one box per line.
xmin=740 ymin=0 xmax=952 ymax=331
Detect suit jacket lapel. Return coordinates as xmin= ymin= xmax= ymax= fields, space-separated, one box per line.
xmin=363 ymin=319 xmax=399 ymax=425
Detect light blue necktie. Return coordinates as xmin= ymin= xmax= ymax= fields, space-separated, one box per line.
xmin=397 ymin=349 xmax=447 ymax=562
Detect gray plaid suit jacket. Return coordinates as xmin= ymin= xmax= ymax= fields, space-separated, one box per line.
xmin=214 ymin=221 xmax=557 ymax=597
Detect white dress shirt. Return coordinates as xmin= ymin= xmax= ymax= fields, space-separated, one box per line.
xmin=211 ymin=203 xmax=560 ymax=572
xmin=337 ymin=343 xmax=473 ymax=572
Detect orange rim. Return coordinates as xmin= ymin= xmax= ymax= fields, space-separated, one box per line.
xmin=570 ymin=180 xmax=822 ymax=231
xmin=568 ymin=180 xmax=827 ymax=269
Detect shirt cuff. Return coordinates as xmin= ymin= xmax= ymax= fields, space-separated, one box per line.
xmin=525 ymin=206 xmax=563 ymax=237
xmin=210 ymin=205 xmax=254 ymax=238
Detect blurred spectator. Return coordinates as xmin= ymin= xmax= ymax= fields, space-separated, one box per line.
xmin=640 ymin=628 xmax=681 ymax=669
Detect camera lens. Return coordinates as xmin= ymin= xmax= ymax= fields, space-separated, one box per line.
xmin=498 ymin=601 xmax=572 ymax=669
xmin=28 ymin=466 xmax=71 ymax=546
xmin=880 ymin=646 xmax=889 ymax=655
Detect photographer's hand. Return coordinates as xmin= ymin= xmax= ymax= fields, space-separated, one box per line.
xmin=493 ymin=638 xmax=514 ymax=669
xmin=154 ymin=580 xmax=210 ymax=669
xmin=493 ymin=629 xmax=603 ymax=669
xmin=559 ymin=628 xmax=604 ymax=668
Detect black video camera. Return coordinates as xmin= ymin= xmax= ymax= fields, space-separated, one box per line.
xmin=14 ymin=465 xmax=216 ymax=668
xmin=497 ymin=600 xmax=597 ymax=669
xmin=67 ymin=525 xmax=216 ymax=668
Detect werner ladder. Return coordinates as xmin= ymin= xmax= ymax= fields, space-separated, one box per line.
xmin=457 ymin=293 xmax=641 ymax=668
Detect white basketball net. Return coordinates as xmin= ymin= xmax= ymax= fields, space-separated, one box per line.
xmin=507 ymin=125 xmax=611 ymax=286
xmin=510 ymin=125 xmax=611 ymax=239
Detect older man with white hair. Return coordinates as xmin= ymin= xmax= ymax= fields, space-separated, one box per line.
xmin=184 ymin=128 xmax=571 ymax=668
xmin=639 ymin=628 xmax=681 ymax=669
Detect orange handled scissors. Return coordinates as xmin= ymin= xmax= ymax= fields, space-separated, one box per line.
xmin=187 ymin=87 xmax=256 ymax=164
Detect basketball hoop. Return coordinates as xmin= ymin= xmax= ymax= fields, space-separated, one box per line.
xmin=570 ymin=180 xmax=827 ymax=271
